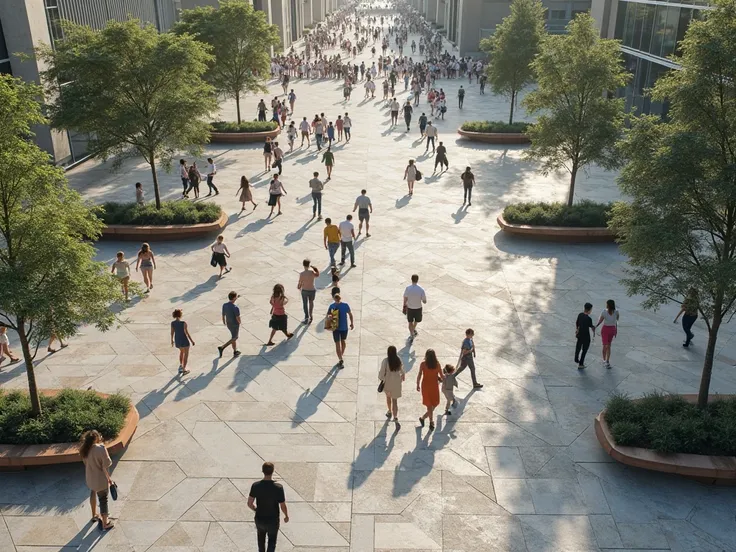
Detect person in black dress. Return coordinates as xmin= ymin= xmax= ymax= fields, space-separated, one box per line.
xmin=575 ymin=303 xmax=595 ymax=369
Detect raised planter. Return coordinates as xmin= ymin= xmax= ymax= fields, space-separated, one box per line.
xmin=497 ymin=214 xmax=616 ymax=243
xmin=595 ymin=394 xmax=736 ymax=485
xmin=209 ymin=128 xmax=280 ymax=144
xmin=101 ymin=210 xmax=227 ymax=241
xmin=0 ymin=390 xmax=139 ymax=469
xmin=458 ymin=127 xmax=531 ymax=145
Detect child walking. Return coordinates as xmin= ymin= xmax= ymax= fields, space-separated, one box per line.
xmin=0 ymin=326 xmax=19 ymax=366
xmin=111 ymin=251 xmax=131 ymax=301
xmin=442 ymin=364 xmax=458 ymax=415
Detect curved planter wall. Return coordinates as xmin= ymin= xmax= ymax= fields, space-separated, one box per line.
xmin=497 ymin=215 xmax=616 ymax=243
xmin=457 ymin=128 xmax=531 ymax=145
xmin=209 ymin=128 xmax=280 ymax=144
xmin=100 ymin=211 xmax=228 ymax=241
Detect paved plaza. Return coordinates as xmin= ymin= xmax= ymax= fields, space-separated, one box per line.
xmin=3 ymin=17 xmax=736 ymax=552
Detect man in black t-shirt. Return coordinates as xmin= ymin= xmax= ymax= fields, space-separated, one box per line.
xmin=575 ymin=303 xmax=595 ymax=369
xmin=248 ymin=462 xmax=289 ymax=552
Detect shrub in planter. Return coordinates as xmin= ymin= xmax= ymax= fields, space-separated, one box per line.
xmin=100 ymin=201 xmax=222 ymax=226
xmin=461 ymin=120 xmax=530 ymax=134
xmin=210 ymin=121 xmax=279 ymax=133
xmin=503 ymin=200 xmax=613 ymax=228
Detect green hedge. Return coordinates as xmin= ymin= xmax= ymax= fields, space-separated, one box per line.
xmin=503 ymin=200 xmax=613 ymax=228
xmin=0 ymin=389 xmax=131 ymax=445
xmin=100 ymin=201 xmax=222 ymax=226
xmin=461 ymin=120 xmax=530 ymax=134
xmin=605 ymin=392 xmax=736 ymax=456
xmin=210 ymin=121 xmax=279 ymax=133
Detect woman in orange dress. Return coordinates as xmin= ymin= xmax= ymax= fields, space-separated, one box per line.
xmin=416 ymin=349 xmax=444 ymax=431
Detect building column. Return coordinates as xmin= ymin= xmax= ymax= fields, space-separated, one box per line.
xmin=303 ymin=0 xmax=313 ymax=27
xmin=426 ymin=0 xmax=437 ymax=22
xmin=312 ymin=0 xmax=324 ymax=24
xmin=436 ymin=0 xmax=446 ymax=27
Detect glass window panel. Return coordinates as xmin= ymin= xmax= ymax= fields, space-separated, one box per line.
xmin=640 ymin=4 xmax=656 ymax=56
xmin=650 ymin=5 xmax=668 ymax=58
xmin=614 ymin=1 xmax=628 ymax=40
xmin=661 ymin=6 xmax=679 ymax=58
xmin=0 ymin=21 xmax=8 ymax=61
xmin=623 ymin=2 xmax=636 ymax=47
xmin=47 ymin=7 xmax=63 ymax=43
xmin=0 ymin=61 xmax=11 ymax=75
xmin=675 ymin=8 xmax=692 ymax=56
xmin=632 ymin=3 xmax=645 ymax=50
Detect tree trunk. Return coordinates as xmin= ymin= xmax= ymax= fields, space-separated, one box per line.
xmin=568 ymin=163 xmax=578 ymax=206
xmin=17 ymin=320 xmax=42 ymax=416
xmin=149 ymin=155 xmax=161 ymax=210
xmin=698 ymin=312 xmax=722 ymax=408
xmin=236 ymin=93 xmax=241 ymax=125
xmin=508 ymin=89 xmax=516 ymax=125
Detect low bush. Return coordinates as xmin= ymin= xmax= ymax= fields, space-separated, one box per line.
xmin=604 ymin=392 xmax=736 ymax=456
xmin=461 ymin=120 xmax=530 ymax=134
xmin=210 ymin=121 xmax=279 ymax=133
xmin=100 ymin=201 xmax=222 ymax=226
xmin=503 ymin=200 xmax=613 ymax=228
xmin=0 ymin=389 xmax=131 ymax=445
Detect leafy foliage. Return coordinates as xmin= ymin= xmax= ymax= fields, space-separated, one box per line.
xmin=480 ymin=0 xmax=546 ymax=124
xmin=101 ymin=201 xmax=222 ymax=225
xmin=211 ymin=120 xmax=279 ymax=133
xmin=0 ymin=389 xmax=130 ymax=445
xmin=523 ymin=14 xmax=628 ymax=206
xmin=461 ymin=120 xmax=530 ymax=134
xmin=503 ymin=200 xmax=613 ymax=227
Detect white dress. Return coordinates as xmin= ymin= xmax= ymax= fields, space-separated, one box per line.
xmin=379 ymin=358 xmax=405 ymax=398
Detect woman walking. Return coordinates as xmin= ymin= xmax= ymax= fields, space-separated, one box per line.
xmin=211 ymin=235 xmax=231 ymax=278
xmin=378 ymin=345 xmax=405 ymax=428
xmin=237 ymin=176 xmax=258 ymax=212
xmin=171 ymin=309 xmax=194 ymax=375
xmin=268 ymin=174 xmax=287 ymax=217
xmin=136 ymin=243 xmax=156 ymax=292
xmin=186 ymin=163 xmax=201 ymax=198
xmin=404 ymin=159 xmax=417 ymax=196
xmin=595 ymin=299 xmax=619 ymax=368
xmin=266 ymin=284 xmax=294 ymax=345
xmin=416 ymin=349 xmax=443 ymax=430
xmin=674 ymin=288 xmax=699 ymax=348
xmin=322 ymin=146 xmax=335 ymax=181
xmin=111 ymin=251 xmax=131 ymax=301
xmin=0 ymin=326 xmax=19 ymax=366
xmin=80 ymin=430 xmax=115 ymax=531
xmin=263 ymin=137 xmax=273 ymax=172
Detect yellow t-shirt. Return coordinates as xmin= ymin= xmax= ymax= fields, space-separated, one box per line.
xmin=324 ymin=225 xmax=340 ymax=243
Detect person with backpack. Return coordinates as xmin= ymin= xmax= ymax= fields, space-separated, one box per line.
xmin=458 ymin=85 xmax=465 ymax=109
xmin=325 ymin=294 xmax=353 ymax=368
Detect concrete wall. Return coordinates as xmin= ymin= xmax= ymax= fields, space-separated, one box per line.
xmin=312 ymin=0 xmax=324 ymax=24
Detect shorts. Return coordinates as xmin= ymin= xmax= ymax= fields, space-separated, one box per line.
xmin=358 ymin=208 xmax=370 ymax=222
xmin=227 ymin=324 xmax=240 ymax=340
xmin=116 ymin=275 xmax=130 ymax=284
xmin=332 ymin=330 xmax=348 ymax=343
xmin=391 ymin=110 xmax=398 ymax=117
xmin=407 ymin=308 xmax=423 ymax=323
xmin=301 ymin=131 xmax=309 ymax=137
xmin=212 ymin=252 xmax=227 ymax=267
xmin=601 ymin=325 xmax=617 ymax=345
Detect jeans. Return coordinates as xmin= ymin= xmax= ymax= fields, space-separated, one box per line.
xmin=434 ymin=156 xmax=448 ymax=171
xmin=456 ymin=354 xmax=478 ymax=386
xmin=575 ymin=339 xmax=590 ymax=365
xmin=301 ymin=289 xmax=316 ymax=319
xmin=426 ymin=136 xmax=435 ymax=151
xmin=274 ymin=159 xmax=282 ymax=175
xmin=459 ymin=96 xmax=464 ymax=108
xmin=315 ymin=133 xmax=323 ymax=149
xmin=206 ymin=175 xmax=219 ymax=194
xmin=682 ymin=314 xmax=697 ymax=346
xmin=312 ymin=192 xmax=322 ymax=216
xmin=404 ymin=115 xmax=411 ymax=129
xmin=255 ymin=519 xmax=279 ymax=552
xmin=181 ymin=177 xmax=189 ymax=194
xmin=92 ymin=489 xmax=109 ymax=516
xmin=328 ymin=242 xmax=339 ymax=265
xmin=345 ymin=127 xmax=351 ymax=140
xmin=341 ymin=241 xmax=355 ymax=265
xmin=463 ymin=184 xmax=473 ymax=203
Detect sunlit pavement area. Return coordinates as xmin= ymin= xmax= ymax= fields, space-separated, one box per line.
xmin=2 ymin=14 xmax=736 ymax=552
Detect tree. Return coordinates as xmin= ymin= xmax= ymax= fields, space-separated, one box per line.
xmin=523 ymin=14 xmax=628 ymax=206
xmin=0 ymin=75 xmax=121 ymax=416
xmin=36 ymin=19 xmax=217 ymax=209
xmin=174 ymin=0 xmax=280 ymax=124
xmin=480 ymin=0 xmax=546 ymax=125
xmin=610 ymin=0 xmax=736 ymax=408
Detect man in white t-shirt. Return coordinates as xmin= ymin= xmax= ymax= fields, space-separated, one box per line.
xmin=403 ymin=274 xmax=427 ymax=339
xmin=299 ymin=117 xmax=311 ymax=147
xmin=338 ymin=214 xmax=356 ymax=267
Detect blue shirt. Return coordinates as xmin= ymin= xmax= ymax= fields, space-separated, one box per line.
xmin=461 ymin=337 xmax=473 ymax=356
xmin=222 ymin=302 xmax=240 ymax=327
xmin=328 ymin=302 xmax=351 ymax=331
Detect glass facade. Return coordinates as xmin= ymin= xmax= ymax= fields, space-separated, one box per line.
xmin=0 ymin=19 xmax=10 ymax=75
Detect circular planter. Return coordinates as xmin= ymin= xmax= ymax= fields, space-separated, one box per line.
xmin=209 ymin=127 xmax=280 ymax=144
xmin=497 ymin=214 xmax=616 ymax=243
xmin=0 ymin=390 xmax=139 ymax=470
xmin=595 ymin=394 xmax=736 ymax=485
xmin=100 ymin=210 xmax=227 ymax=242
xmin=458 ymin=127 xmax=531 ymax=145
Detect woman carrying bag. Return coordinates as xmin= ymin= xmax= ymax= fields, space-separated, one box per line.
xmin=80 ymin=430 xmax=115 ymax=531
xmin=378 ymin=345 xmax=405 ymax=428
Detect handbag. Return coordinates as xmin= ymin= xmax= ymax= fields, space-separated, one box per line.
xmin=377 ymin=380 xmax=385 ymax=393
xmin=109 ymin=481 xmax=118 ymax=501
xmin=210 ymin=253 xmax=218 ymax=267
xmin=415 ymin=170 xmax=423 ymax=181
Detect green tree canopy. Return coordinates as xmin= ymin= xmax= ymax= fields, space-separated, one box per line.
xmin=610 ymin=0 xmax=736 ymax=408
xmin=174 ymin=0 xmax=280 ymax=124
xmin=36 ymin=19 xmax=218 ymax=209
xmin=480 ymin=0 xmax=546 ymax=124
xmin=523 ymin=14 xmax=628 ymax=206
xmin=0 ymin=75 xmax=121 ymax=416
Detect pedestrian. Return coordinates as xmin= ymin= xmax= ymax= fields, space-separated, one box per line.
xmin=353 ymin=189 xmax=372 ymax=237
xmin=325 ymin=293 xmax=353 ymax=368
xmin=0 ymin=326 xmax=19 ymax=366
xmin=324 ymin=217 xmax=341 ymax=266
xmin=674 ymin=288 xmax=699 ymax=348
xmin=79 ymin=430 xmax=115 ymax=531
xmin=237 ymin=176 xmax=258 ymax=212
xmin=424 ymin=122 xmax=437 ymax=153
xmin=217 ymin=291 xmax=241 ymax=358
xmin=458 ymin=85 xmax=465 ymax=108
xmin=390 ymin=97 xmax=400 ymax=125
xmin=575 ymin=303 xmax=595 ymax=369
xmin=402 ymin=99 xmax=413 ymax=131
xmin=330 ymin=266 xmax=340 ymax=295
xmin=136 ymin=242 xmax=156 ymax=293
xmin=442 ymin=364 xmax=458 ymax=416
xmin=336 ymin=115 xmax=344 ymax=141
xmin=135 ymin=182 xmax=145 ymax=206
xmin=416 ymin=349 xmax=443 ymax=431
xmin=321 ymin=146 xmax=335 ymax=180
xmin=205 ymin=157 xmax=219 ymax=195
xmin=264 ymin=137 xmax=273 ymax=172
xmin=343 ymin=113 xmax=352 ymax=142
xmin=309 ymin=171 xmax=324 ymax=220
xmin=268 ymin=174 xmax=287 ymax=217
xmin=461 ymin=166 xmax=475 ymax=205
xmin=327 ymin=122 xmax=335 ymax=146
xmin=257 ymin=98 xmax=268 ymax=121
xmin=171 ymin=309 xmax=194 ymax=375
xmin=288 ymin=89 xmax=296 ymax=111
xmin=456 ymin=328 xmax=483 ymax=388
xmin=248 ymin=462 xmax=289 ymax=552
xmin=299 ymin=117 xmax=311 ymax=147
xmin=179 ymin=159 xmax=189 ymax=198
xmin=314 ymin=116 xmax=325 ymax=151
xmin=434 ymin=142 xmax=448 ymax=173
xmin=266 ymin=284 xmax=294 ymax=346
xmin=339 ymin=214 xmax=356 ymax=268
xmin=111 ymin=251 xmax=131 ymax=302
xmin=404 ymin=159 xmax=417 ymax=196
xmin=186 ymin=163 xmax=201 ymax=198
xmin=210 ymin=235 xmax=232 ymax=279
xmin=287 ymin=121 xmax=297 ymax=152
xmin=273 ymin=142 xmax=284 ymax=175
xmin=297 ymin=260 xmax=320 ymax=324
xmin=403 ymin=274 xmax=426 ymax=339
xmin=595 ymin=300 xmax=619 ymax=368
xmin=418 ymin=112 xmax=427 ymax=136
xmin=378 ymin=345 xmax=405 ymax=427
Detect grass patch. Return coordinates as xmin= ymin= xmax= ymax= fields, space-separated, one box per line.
xmin=210 ymin=121 xmax=279 ymax=133
xmin=503 ymin=200 xmax=613 ymax=228
xmin=0 ymin=389 xmax=131 ymax=445
xmin=605 ymin=392 xmax=736 ymax=456
xmin=100 ymin=201 xmax=222 ymax=226
xmin=461 ymin=120 xmax=530 ymax=134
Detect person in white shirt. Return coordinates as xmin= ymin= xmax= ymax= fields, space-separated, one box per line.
xmin=299 ymin=117 xmax=311 ymax=147
xmin=338 ymin=214 xmax=356 ymax=267
xmin=390 ymin=98 xmax=400 ymax=126
xmin=353 ymin=189 xmax=373 ymax=237
xmin=424 ymin=123 xmax=438 ymax=154
xmin=403 ymin=274 xmax=427 ymax=339
xmin=595 ymin=299 xmax=620 ymax=368
xmin=343 ymin=113 xmax=352 ymax=143
xmin=179 ymin=159 xmax=189 ymax=197
xmin=205 ymin=158 xmax=219 ymax=196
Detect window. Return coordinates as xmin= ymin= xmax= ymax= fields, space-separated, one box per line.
xmin=45 ymin=0 xmax=63 ymax=44
xmin=550 ymin=10 xmax=567 ymax=19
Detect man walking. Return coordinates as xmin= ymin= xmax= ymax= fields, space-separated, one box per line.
xmin=326 ymin=294 xmax=354 ymax=368
xmin=343 ymin=113 xmax=352 ymax=143
xmin=403 ymin=274 xmax=426 ymax=340
xmin=434 ymin=141 xmax=448 ymax=173
xmin=273 ymin=142 xmax=284 ymax=176
xmin=575 ymin=303 xmax=595 ymax=369
xmin=323 ymin=218 xmax=341 ymax=266
xmin=353 ymin=189 xmax=373 ymax=237
xmin=248 ymin=462 xmax=289 ymax=552
xmin=297 ymin=259 xmax=320 ymax=324
xmin=217 ymin=291 xmax=241 ymax=358
xmin=424 ymin=122 xmax=437 ymax=154
xmin=390 ymin=97 xmax=400 ymax=126
xmin=299 ymin=117 xmax=311 ymax=147
xmin=458 ymin=85 xmax=465 ymax=108
xmin=205 ymin=157 xmax=219 ymax=196
xmin=339 ymin=214 xmax=356 ymax=267
xmin=403 ymin=100 xmax=413 ymax=132
xmin=456 ymin=328 xmax=483 ymax=388
xmin=314 ymin=117 xmax=325 ymax=151
xmin=461 ymin=166 xmax=475 ymax=205
xmin=309 ymin=171 xmax=323 ymax=220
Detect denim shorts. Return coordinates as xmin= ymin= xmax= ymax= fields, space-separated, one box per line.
xmin=332 ymin=330 xmax=348 ymax=343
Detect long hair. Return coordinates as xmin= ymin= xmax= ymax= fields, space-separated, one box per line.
xmin=606 ymin=299 xmax=616 ymax=314
xmin=241 ymin=176 xmax=249 ymax=189
xmin=386 ymin=345 xmax=402 ymax=371
xmin=424 ymin=348 xmax=439 ymax=370
xmin=139 ymin=243 xmax=150 ymax=255
xmin=272 ymin=284 xmax=285 ymax=299
xmin=79 ymin=430 xmax=102 ymax=459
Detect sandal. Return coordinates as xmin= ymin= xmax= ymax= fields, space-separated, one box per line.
xmin=47 ymin=348 xmax=57 ymax=354
xmin=266 ymin=342 xmax=276 ymax=346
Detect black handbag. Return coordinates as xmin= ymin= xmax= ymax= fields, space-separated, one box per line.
xmin=377 ymin=381 xmax=385 ymax=393
xmin=210 ymin=253 xmax=217 ymax=267
xmin=109 ymin=481 xmax=118 ymax=501
xmin=415 ymin=170 xmax=423 ymax=181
